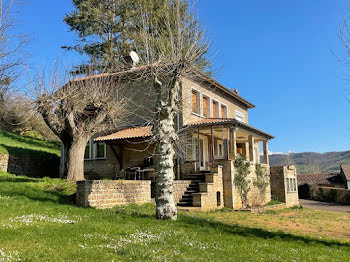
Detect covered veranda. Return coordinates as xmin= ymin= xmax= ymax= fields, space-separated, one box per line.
xmin=183 ymin=118 xmax=274 ymax=173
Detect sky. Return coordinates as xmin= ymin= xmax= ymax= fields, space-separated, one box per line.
xmin=15 ymin=0 xmax=350 ymax=154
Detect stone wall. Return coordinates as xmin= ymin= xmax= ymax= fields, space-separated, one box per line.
xmin=270 ymin=165 xmax=299 ymax=208
xmin=214 ymin=160 xmax=271 ymax=209
xmin=76 ymin=180 xmax=152 ymax=209
xmin=193 ymin=165 xmax=224 ymax=211
xmin=0 ymin=154 xmax=59 ymax=177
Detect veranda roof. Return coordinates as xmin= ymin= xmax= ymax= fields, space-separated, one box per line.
xmin=186 ymin=118 xmax=274 ymax=139
xmin=95 ymin=126 xmax=152 ymax=141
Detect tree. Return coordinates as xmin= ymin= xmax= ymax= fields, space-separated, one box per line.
xmin=63 ymin=0 xmax=211 ymax=74
xmin=34 ymin=64 xmax=132 ymax=181
xmin=0 ymin=0 xmax=28 ymax=117
xmin=64 ymin=0 xmax=212 ymax=219
xmin=135 ymin=0 xmax=211 ymax=220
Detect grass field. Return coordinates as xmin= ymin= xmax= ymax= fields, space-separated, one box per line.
xmin=0 ymin=130 xmax=60 ymax=157
xmin=0 ymin=171 xmax=350 ymax=261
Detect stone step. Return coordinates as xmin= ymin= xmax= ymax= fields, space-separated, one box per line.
xmin=177 ymin=201 xmax=193 ymax=207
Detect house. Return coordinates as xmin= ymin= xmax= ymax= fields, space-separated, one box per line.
xmin=81 ymin=66 xmax=283 ymax=210
xmin=339 ymin=164 xmax=350 ymax=189
xmin=297 ymin=173 xmax=345 ymax=188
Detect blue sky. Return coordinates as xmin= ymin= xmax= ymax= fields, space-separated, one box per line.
xmin=16 ymin=0 xmax=350 ymax=154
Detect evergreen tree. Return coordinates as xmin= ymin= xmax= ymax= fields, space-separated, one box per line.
xmin=63 ymin=0 xmax=211 ymax=74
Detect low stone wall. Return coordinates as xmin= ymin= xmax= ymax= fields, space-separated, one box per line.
xmin=310 ymin=186 xmax=350 ymax=205
xmin=173 ymin=180 xmax=191 ymax=204
xmin=76 ymin=180 xmax=152 ymax=209
xmin=0 ymin=154 xmax=59 ymax=177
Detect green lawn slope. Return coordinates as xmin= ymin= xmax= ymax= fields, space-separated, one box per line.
xmin=0 ymin=130 xmax=60 ymax=157
xmin=0 ymin=171 xmax=349 ymax=261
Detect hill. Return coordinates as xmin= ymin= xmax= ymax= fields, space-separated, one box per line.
xmin=269 ymin=151 xmax=350 ymax=174
xmin=0 ymin=130 xmax=60 ymax=157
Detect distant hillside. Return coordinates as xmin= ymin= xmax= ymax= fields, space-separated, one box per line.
xmin=269 ymin=151 xmax=350 ymax=174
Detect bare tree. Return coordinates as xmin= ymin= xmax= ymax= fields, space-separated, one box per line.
xmin=34 ymin=64 xmax=132 ymax=181
xmin=0 ymin=0 xmax=28 ymax=107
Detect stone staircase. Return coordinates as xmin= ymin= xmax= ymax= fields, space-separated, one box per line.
xmin=177 ymin=173 xmax=205 ymax=207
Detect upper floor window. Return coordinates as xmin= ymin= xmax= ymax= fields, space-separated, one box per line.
xmin=221 ymin=104 xmax=227 ymax=118
xmin=192 ymin=89 xmax=201 ymax=115
xmin=202 ymin=95 xmax=210 ymax=117
xmin=235 ymin=110 xmax=245 ymax=122
xmin=212 ymin=100 xmax=219 ymax=118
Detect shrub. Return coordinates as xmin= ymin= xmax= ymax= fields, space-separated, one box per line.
xmin=234 ymin=156 xmax=251 ymax=208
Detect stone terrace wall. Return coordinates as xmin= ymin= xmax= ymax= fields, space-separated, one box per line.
xmin=76 ymin=180 xmax=152 ymax=209
xmin=0 ymin=154 xmax=59 ymax=177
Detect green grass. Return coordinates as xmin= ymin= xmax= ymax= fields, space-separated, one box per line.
xmin=1 ymin=172 xmax=350 ymax=261
xmin=0 ymin=130 xmax=60 ymax=157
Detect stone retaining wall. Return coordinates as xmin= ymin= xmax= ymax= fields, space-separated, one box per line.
xmin=76 ymin=180 xmax=152 ymax=209
xmin=0 ymin=154 xmax=59 ymax=177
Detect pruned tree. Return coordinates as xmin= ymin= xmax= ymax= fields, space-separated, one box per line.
xmin=133 ymin=0 xmax=212 ymax=220
xmin=34 ymin=64 xmax=132 ymax=181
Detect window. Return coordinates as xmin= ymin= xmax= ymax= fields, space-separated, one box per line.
xmin=286 ymin=177 xmax=297 ymax=192
xmin=235 ymin=110 xmax=245 ymax=122
xmin=221 ymin=104 xmax=227 ymax=118
xmin=94 ymin=142 xmax=106 ymax=159
xmin=212 ymin=100 xmax=219 ymax=118
xmin=192 ymin=89 xmax=200 ymax=115
xmin=84 ymin=139 xmax=106 ymax=160
xmin=202 ymin=95 xmax=210 ymax=117
xmin=84 ymin=140 xmax=91 ymax=159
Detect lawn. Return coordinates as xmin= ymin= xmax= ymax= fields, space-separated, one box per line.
xmin=0 ymin=171 xmax=350 ymax=261
xmin=0 ymin=130 xmax=60 ymax=157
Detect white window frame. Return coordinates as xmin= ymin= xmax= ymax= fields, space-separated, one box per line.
xmin=235 ymin=110 xmax=245 ymax=122
xmin=212 ymin=99 xmax=220 ymax=118
xmin=219 ymin=102 xmax=228 ymax=118
xmin=202 ymin=92 xmax=211 ymax=118
xmin=191 ymin=87 xmax=202 ymax=117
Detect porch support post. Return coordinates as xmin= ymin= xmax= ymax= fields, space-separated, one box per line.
xmin=248 ymin=135 xmax=254 ymax=162
xmin=197 ymin=126 xmax=200 ymax=171
xmin=229 ymin=127 xmax=237 ymax=160
xmin=211 ymin=126 xmax=214 ymax=164
xmin=263 ymin=140 xmax=269 ymax=165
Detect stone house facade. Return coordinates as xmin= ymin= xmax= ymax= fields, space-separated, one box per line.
xmin=78 ymin=68 xmax=287 ymax=210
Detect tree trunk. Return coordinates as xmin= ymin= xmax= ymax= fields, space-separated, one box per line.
xmin=66 ymin=136 xmax=88 ymax=181
xmin=59 ymin=141 xmax=70 ymax=179
xmin=154 ymin=78 xmax=179 ymax=220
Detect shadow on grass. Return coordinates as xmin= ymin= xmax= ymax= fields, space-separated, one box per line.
xmin=112 ymin=205 xmax=350 ymax=249
xmin=0 ymin=176 xmax=75 ymax=205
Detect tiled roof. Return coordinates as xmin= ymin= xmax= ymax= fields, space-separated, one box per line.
xmin=95 ymin=126 xmax=152 ymax=141
xmin=186 ymin=118 xmax=274 ymax=139
xmin=340 ymin=165 xmax=350 ymax=181
xmin=297 ymin=173 xmax=344 ymax=185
